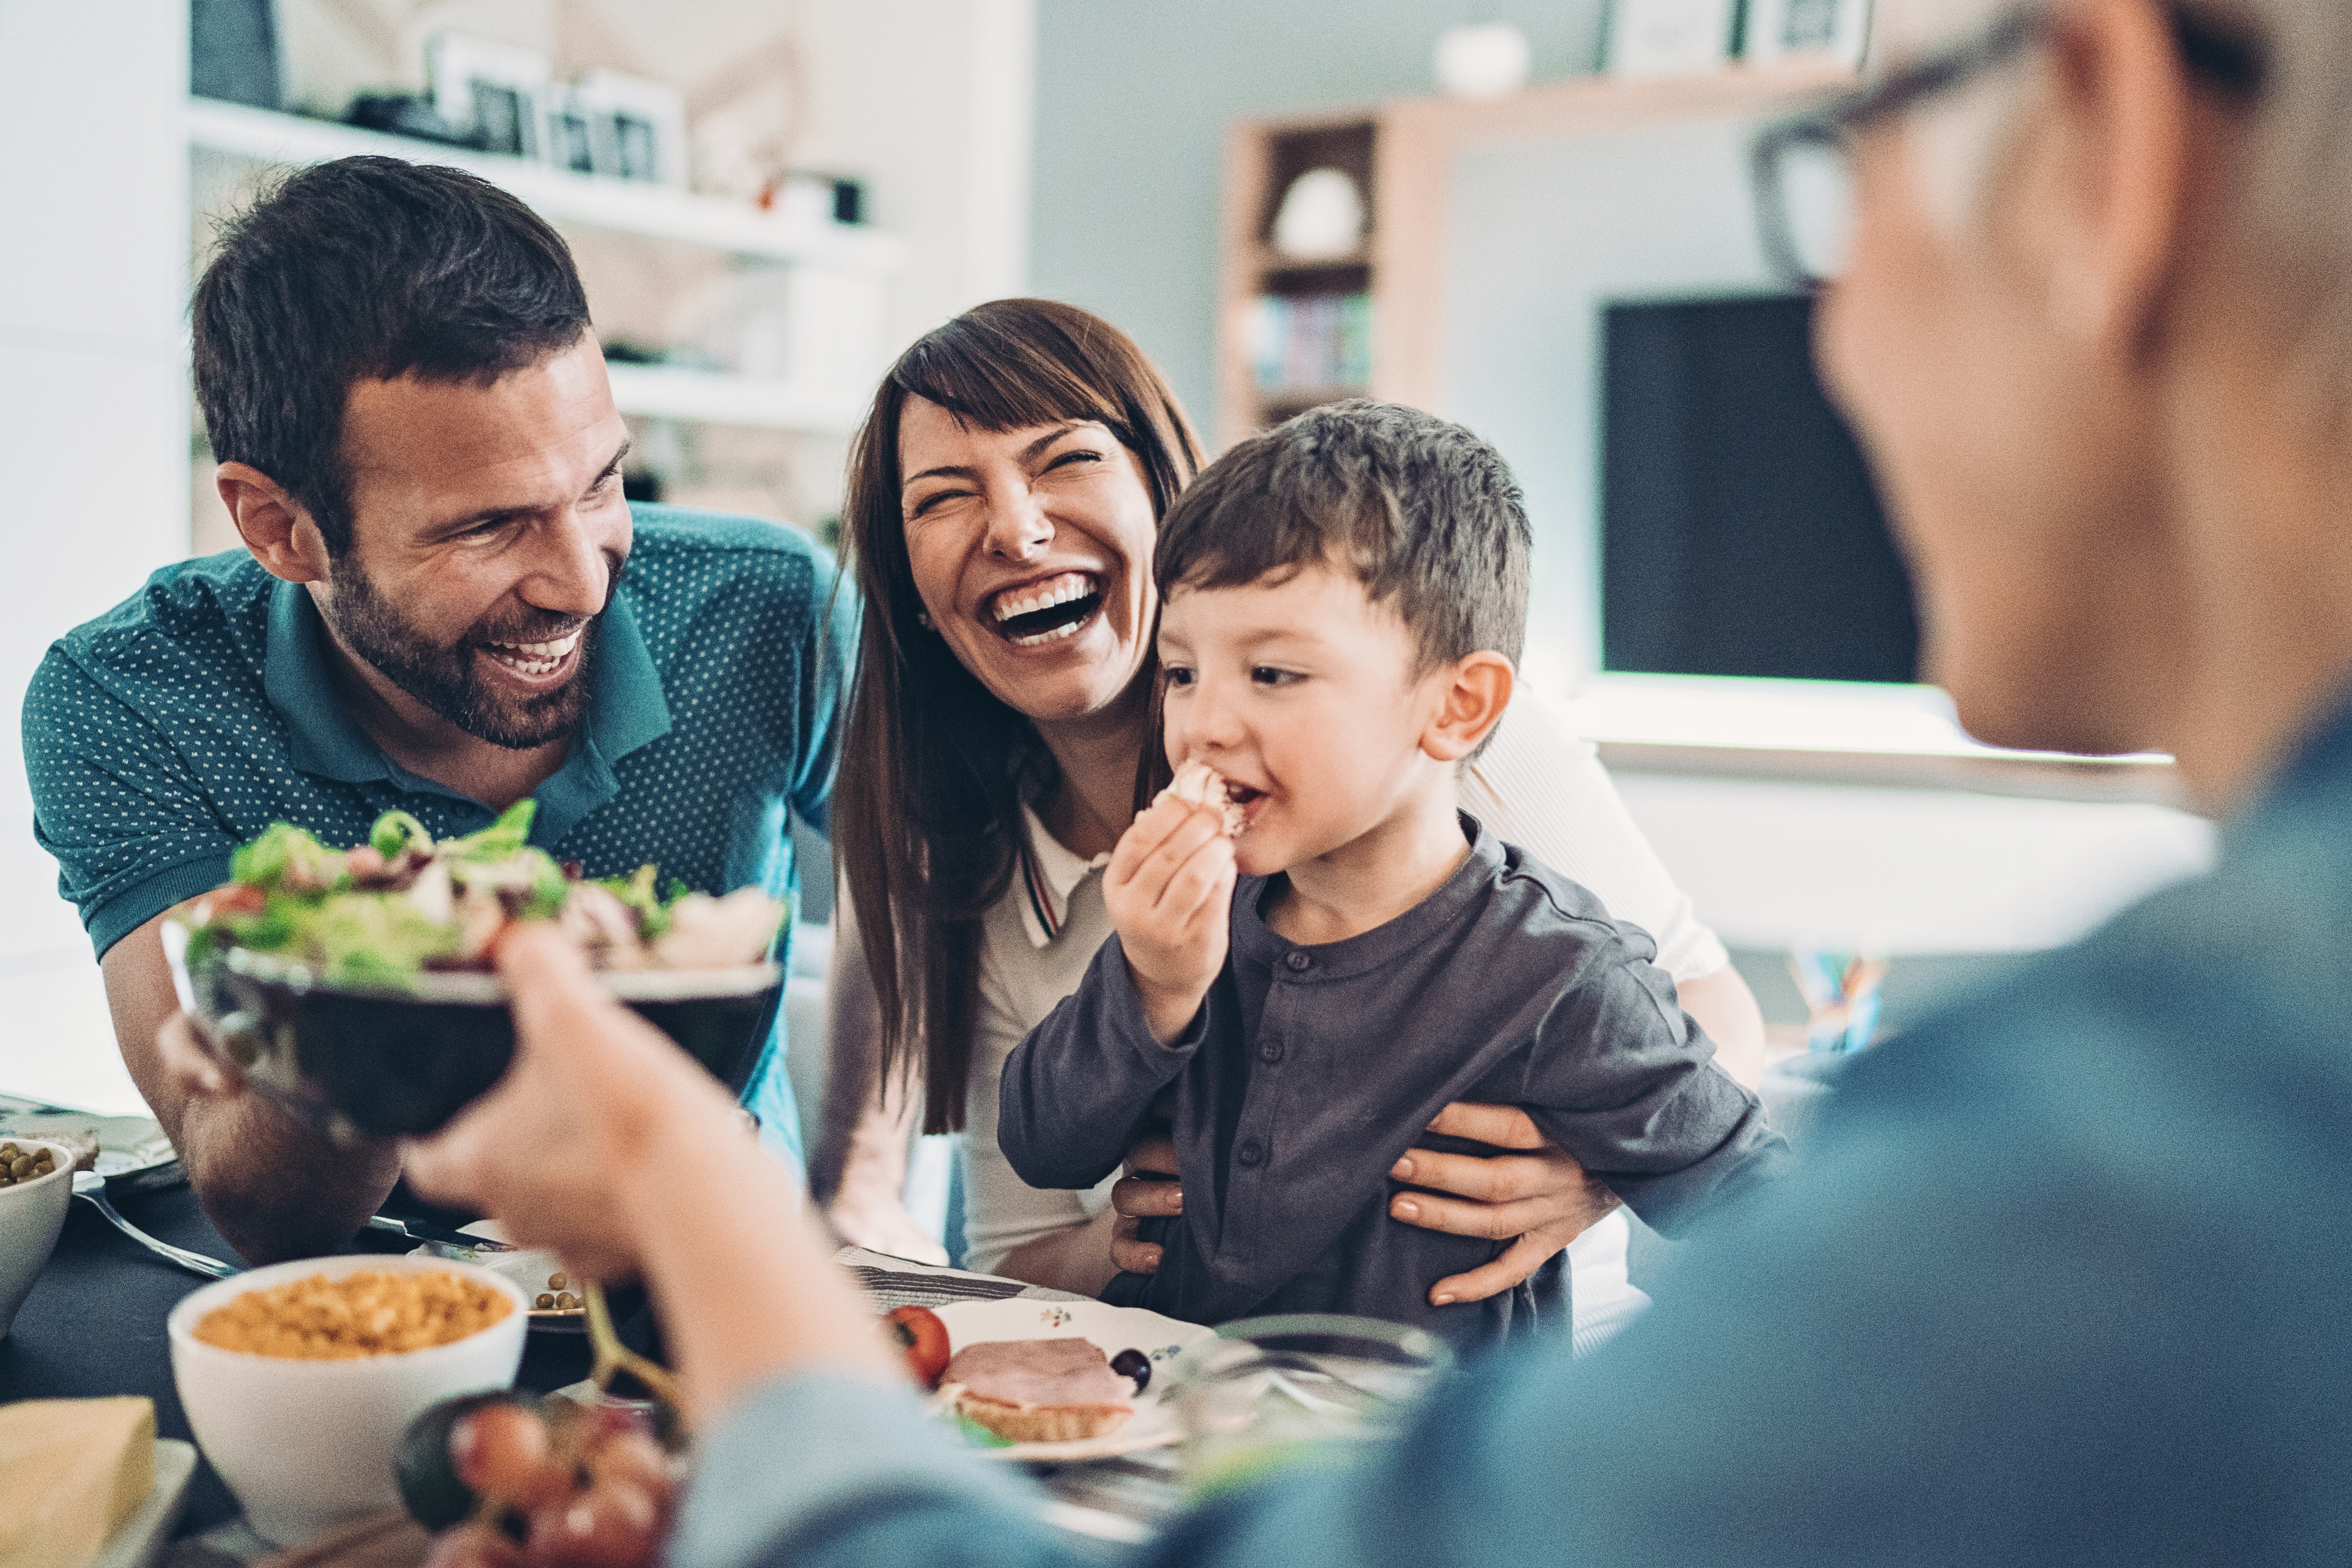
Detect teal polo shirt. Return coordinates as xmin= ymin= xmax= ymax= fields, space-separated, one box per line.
xmin=21 ymin=505 xmax=854 ymax=1168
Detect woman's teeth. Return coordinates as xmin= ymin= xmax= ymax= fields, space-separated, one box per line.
xmin=993 ymin=573 xmax=1096 ymax=623
xmin=992 ymin=573 xmax=1102 ymax=646
xmin=482 ymin=629 xmax=582 ymax=677
xmin=1010 ymin=618 xmax=1086 ymax=648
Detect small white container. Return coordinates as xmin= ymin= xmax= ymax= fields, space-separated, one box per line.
xmin=168 ymin=1253 xmax=528 ymax=1544
xmin=0 ymin=1139 xmax=76 ymax=1339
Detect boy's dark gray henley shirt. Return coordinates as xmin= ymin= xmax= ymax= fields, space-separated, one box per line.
xmin=998 ymin=815 xmax=1788 ymax=1349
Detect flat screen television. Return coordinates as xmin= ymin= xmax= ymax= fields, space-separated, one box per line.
xmin=1599 ymin=295 xmax=1918 ymax=685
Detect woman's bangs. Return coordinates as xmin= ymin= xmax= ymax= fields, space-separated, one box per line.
xmin=891 ymin=313 xmax=1127 ymax=439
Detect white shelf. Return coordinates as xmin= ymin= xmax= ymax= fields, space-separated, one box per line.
xmin=186 ymin=97 xmax=904 ymax=274
xmin=1564 ymin=675 xmax=2185 ymax=807
xmin=603 ymin=363 xmax=868 ymax=433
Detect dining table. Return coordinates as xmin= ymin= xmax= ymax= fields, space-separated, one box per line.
xmin=0 ymin=1173 xmax=1182 ymax=1564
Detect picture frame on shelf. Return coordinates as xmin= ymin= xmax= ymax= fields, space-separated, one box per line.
xmin=542 ymin=85 xmax=599 ymax=176
xmin=1744 ymin=0 xmax=1874 ymax=66
xmin=1604 ymin=0 xmax=1740 ymax=77
xmin=427 ymin=32 xmax=547 ymax=160
xmin=573 ymin=69 xmax=689 ymax=187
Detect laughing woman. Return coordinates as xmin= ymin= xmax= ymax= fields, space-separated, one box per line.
xmin=819 ymin=298 xmax=1766 ymax=1312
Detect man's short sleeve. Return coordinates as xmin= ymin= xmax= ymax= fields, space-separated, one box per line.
xmin=24 ymin=647 xmax=238 ymax=957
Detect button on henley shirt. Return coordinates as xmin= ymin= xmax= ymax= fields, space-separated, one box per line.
xmin=21 ymin=505 xmax=852 ymax=1163
xmin=998 ymin=816 xmax=1787 ymax=1348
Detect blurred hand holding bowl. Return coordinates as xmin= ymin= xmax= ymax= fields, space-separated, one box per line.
xmin=164 ymin=800 xmax=785 ymax=1142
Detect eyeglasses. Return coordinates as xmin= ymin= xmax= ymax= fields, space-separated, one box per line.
xmin=1750 ymin=3 xmax=2267 ymax=291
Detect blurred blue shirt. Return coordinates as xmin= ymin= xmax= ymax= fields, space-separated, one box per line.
xmin=677 ymin=691 xmax=2352 ymax=1563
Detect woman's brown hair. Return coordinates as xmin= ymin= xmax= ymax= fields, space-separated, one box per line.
xmin=833 ymin=299 xmax=1202 ymax=1133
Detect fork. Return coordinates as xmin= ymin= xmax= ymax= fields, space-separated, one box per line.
xmin=72 ymin=1169 xmax=240 ymax=1281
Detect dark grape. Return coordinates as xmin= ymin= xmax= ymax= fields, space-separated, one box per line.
xmin=399 ymin=1392 xmax=537 ymax=1531
xmin=1111 ymin=1348 xmax=1151 ymax=1393
xmin=453 ymin=1402 xmax=572 ymax=1513
xmin=529 ymin=1477 xmax=662 ymax=1568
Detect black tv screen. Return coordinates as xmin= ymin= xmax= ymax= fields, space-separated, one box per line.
xmin=1600 ymin=295 xmax=1918 ymax=684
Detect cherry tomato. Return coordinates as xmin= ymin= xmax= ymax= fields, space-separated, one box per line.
xmin=451 ymin=1404 xmax=572 ymax=1513
xmin=884 ymin=1305 xmax=951 ymax=1388
xmin=529 ymin=1477 xmax=662 ymax=1568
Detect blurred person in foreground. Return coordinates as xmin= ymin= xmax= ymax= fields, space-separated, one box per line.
xmin=412 ymin=0 xmax=2352 ymax=1559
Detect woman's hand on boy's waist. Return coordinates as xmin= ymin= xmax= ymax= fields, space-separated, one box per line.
xmin=1104 ymin=795 xmax=1237 ymax=1044
xmin=1389 ymin=1103 xmax=1623 ymax=1307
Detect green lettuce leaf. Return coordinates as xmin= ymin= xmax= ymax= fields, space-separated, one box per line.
xmin=369 ymin=810 xmax=434 ymax=859
xmin=447 ymin=799 xmax=537 ymax=862
xmin=230 ymin=822 xmax=345 ymax=895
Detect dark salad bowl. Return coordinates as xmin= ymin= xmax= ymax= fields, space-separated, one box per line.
xmin=165 ymin=930 xmax=780 ymax=1143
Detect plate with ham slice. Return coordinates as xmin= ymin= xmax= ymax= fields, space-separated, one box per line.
xmin=929 ymin=1298 xmax=1219 ymax=1461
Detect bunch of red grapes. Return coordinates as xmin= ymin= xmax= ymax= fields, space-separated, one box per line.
xmin=405 ymin=1394 xmax=678 ymax=1568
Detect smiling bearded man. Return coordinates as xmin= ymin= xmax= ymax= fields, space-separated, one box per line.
xmin=325 ymin=517 xmax=617 ymax=749
xmin=22 ymin=156 xmax=852 ymax=1264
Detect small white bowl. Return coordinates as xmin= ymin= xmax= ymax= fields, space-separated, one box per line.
xmin=168 ymin=1253 xmax=527 ymax=1544
xmin=0 ymin=1138 xmax=77 ymax=1339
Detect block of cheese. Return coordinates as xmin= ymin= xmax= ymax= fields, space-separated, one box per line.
xmin=0 ymin=1396 xmax=156 ymax=1568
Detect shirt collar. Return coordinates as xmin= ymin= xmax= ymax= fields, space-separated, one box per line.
xmin=1015 ymin=803 xmax=1111 ymax=948
xmin=264 ymin=579 xmax=391 ymax=784
xmin=262 ymin=578 xmax=673 ymax=838
xmin=1231 ymin=813 xmax=1503 ymax=982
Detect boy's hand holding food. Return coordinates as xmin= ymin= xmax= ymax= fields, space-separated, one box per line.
xmin=1104 ymin=762 xmax=1241 ymax=1045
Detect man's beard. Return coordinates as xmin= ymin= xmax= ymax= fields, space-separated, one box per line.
xmin=326 ymin=553 xmax=618 ymax=752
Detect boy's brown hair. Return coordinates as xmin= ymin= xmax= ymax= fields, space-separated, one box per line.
xmin=1153 ymin=399 xmax=1532 ymax=674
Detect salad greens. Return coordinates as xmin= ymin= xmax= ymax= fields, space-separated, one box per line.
xmin=177 ymin=799 xmax=783 ymax=989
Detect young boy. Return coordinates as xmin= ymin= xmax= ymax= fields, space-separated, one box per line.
xmin=997 ymin=402 xmax=1785 ymax=1348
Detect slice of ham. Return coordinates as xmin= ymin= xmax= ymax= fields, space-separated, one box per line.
xmin=940 ymin=1338 xmax=1135 ymax=1412
xmin=1153 ymin=758 xmax=1245 ymax=837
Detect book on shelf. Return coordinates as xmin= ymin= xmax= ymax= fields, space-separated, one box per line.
xmin=1248 ymin=292 xmax=1373 ymax=395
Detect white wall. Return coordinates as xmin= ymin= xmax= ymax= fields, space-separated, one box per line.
xmin=0 ymin=1 xmax=191 ymax=1112
xmin=795 ymin=0 xmax=1035 ymax=348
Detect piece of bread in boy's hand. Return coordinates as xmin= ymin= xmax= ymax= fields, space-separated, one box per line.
xmin=1154 ymin=758 xmax=1245 ymax=837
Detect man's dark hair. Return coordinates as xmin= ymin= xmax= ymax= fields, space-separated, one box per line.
xmin=192 ymin=156 xmax=592 ymax=555
xmin=1155 ymin=399 xmax=1533 ymax=673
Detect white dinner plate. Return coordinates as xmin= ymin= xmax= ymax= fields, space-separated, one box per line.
xmin=930 ymin=1298 xmax=1218 ymax=1462
xmin=406 ymin=1220 xmax=586 ymax=1332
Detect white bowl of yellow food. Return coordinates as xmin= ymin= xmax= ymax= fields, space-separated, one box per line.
xmin=167 ymin=1253 xmax=528 ymax=1544
xmin=0 ymin=1138 xmax=75 ymax=1340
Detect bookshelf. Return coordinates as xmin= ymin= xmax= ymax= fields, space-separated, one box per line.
xmin=1216 ymin=110 xmax=1380 ymax=450
xmin=186 ymin=99 xmax=904 ymax=273
xmin=186 ymin=98 xmax=901 ymax=438
xmin=1213 ymin=62 xmax=1855 ymax=452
